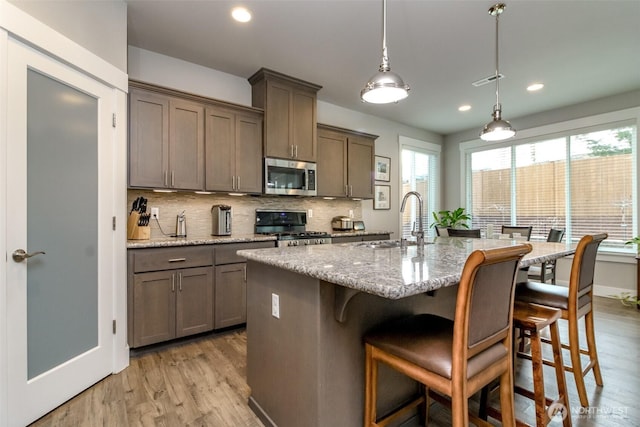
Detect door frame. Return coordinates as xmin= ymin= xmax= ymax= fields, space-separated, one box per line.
xmin=0 ymin=2 xmax=129 ymax=424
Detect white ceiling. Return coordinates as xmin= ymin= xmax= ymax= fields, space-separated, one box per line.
xmin=126 ymin=0 xmax=640 ymax=136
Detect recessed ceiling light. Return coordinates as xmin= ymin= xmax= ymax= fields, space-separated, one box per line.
xmin=231 ymin=7 xmax=252 ymax=23
xmin=458 ymin=105 xmax=472 ymax=112
xmin=527 ymin=83 xmax=544 ymax=92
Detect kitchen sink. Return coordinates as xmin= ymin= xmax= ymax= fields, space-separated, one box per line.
xmin=356 ymin=240 xmax=418 ymax=249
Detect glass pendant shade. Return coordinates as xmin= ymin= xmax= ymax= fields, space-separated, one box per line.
xmin=480 ymin=105 xmax=515 ymax=141
xmin=361 ymin=67 xmax=410 ymax=104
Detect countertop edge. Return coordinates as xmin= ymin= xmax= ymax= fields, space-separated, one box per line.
xmin=127 ymin=234 xmax=277 ymax=249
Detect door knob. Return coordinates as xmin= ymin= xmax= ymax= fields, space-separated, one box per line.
xmin=12 ymin=249 xmax=46 ymax=263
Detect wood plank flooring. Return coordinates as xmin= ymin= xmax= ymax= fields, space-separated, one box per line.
xmin=29 ymin=296 xmax=639 ymax=427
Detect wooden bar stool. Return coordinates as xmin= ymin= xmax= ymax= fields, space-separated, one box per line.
xmin=484 ymin=301 xmax=572 ymax=427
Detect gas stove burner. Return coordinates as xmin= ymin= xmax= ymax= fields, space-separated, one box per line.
xmin=254 ymin=209 xmax=332 ymax=247
xmin=274 ymin=231 xmax=331 ymax=240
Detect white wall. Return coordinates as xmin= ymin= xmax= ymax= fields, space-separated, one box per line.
xmin=127 ymin=47 xmax=442 ymax=237
xmin=8 ymin=0 xmax=127 ymax=72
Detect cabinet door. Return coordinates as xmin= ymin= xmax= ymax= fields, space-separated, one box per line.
xmin=348 ymin=136 xmax=375 ymax=199
xmin=317 ymin=128 xmax=348 ymax=197
xmin=205 ymin=107 xmax=235 ymax=191
xmin=264 ymin=81 xmax=293 ymax=159
xmin=292 ymin=89 xmax=317 ymax=161
xmin=169 ymin=99 xmax=205 ymax=190
xmin=129 ymin=89 xmax=169 ymax=188
xmin=215 ymin=263 xmax=247 ymax=329
xmin=176 ymin=266 xmax=214 ymax=338
xmin=235 ymin=113 xmax=263 ymax=193
xmin=133 ymin=270 xmax=176 ymax=347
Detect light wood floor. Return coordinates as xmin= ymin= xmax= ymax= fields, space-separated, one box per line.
xmin=30 ymin=297 xmax=639 ymax=427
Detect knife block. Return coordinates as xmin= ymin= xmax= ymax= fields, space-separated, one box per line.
xmin=127 ymin=212 xmax=150 ymax=240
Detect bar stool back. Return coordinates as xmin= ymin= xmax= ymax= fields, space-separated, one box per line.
xmin=363 ymin=243 xmax=532 ymax=427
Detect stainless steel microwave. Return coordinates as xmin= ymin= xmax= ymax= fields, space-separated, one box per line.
xmin=264 ymin=157 xmax=317 ymax=196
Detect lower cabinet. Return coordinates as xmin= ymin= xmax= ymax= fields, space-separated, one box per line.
xmin=128 ymin=241 xmax=276 ymax=348
xmin=214 ymin=263 xmax=247 ymax=328
xmin=132 ymin=266 xmax=213 ymax=347
xmin=213 ymin=241 xmax=276 ymax=329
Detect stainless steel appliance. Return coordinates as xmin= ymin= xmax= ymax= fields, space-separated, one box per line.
xmin=255 ymin=209 xmax=331 ymax=247
xmin=175 ymin=211 xmax=187 ymax=237
xmin=331 ymin=216 xmax=353 ymax=231
xmin=211 ymin=204 xmax=232 ymax=236
xmin=264 ymin=157 xmax=317 ymax=196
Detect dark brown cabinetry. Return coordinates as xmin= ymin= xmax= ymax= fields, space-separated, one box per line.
xmin=213 ymin=241 xmax=276 ymax=329
xmin=129 ymin=87 xmax=205 ymax=190
xmin=128 ymin=81 xmax=263 ymax=192
xmin=128 ymin=246 xmax=214 ymax=348
xmin=249 ymin=68 xmax=322 ymax=162
xmin=127 ymin=241 xmax=276 ymax=348
xmin=317 ymin=124 xmax=377 ymax=199
xmin=205 ymin=106 xmax=263 ymax=194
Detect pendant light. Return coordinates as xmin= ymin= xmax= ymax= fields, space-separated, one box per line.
xmin=480 ymin=3 xmax=516 ymax=141
xmin=360 ymin=0 xmax=409 ymax=104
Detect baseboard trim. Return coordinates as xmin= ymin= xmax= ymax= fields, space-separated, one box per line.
xmin=594 ymin=284 xmax=637 ymax=298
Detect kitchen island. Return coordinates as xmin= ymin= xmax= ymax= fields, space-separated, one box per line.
xmin=237 ymin=237 xmax=575 ymax=427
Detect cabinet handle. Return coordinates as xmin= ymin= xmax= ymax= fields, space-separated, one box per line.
xmin=163 ymin=170 xmax=168 ymax=187
xmin=168 ymin=257 xmax=186 ymax=263
xmin=171 ymin=273 xmax=175 ymax=292
xmin=236 ymin=175 xmax=241 ymax=190
xmin=294 ymin=145 xmax=298 ymax=158
xmin=290 ymin=145 xmax=294 ymax=158
xmin=232 ymin=175 xmax=235 ymax=190
xmin=349 ymin=185 xmax=353 ymax=197
xmin=171 ymin=171 xmax=175 ymax=187
xmin=178 ymin=272 xmax=183 ymax=291
xmin=244 ymin=265 xmax=247 ymax=282
xmin=345 ymin=184 xmax=349 ymax=196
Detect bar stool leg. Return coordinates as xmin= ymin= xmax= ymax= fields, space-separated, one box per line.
xmin=549 ymin=322 xmax=571 ymax=427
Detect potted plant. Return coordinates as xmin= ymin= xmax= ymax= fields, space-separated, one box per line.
xmin=625 ymin=236 xmax=640 ymax=255
xmin=430 ymin=208 xmax=471 ymax=236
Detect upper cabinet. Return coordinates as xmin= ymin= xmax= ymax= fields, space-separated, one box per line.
xmin=249 ymin=68 xmax=322 ymax=162
xmin=317 ymin=124 xmax=377 ymax=199
xmin=205 ymin=106 xmax=263 ymax=194
xmin=128 ymin=81 xmax=263 ymax=193
xmin=129 ymin=87 xmax=204 ymax=190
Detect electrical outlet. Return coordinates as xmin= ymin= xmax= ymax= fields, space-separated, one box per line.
xmin=349 ymin=209 xmax=354 ymax=218
xmin=272 ymin=293 xmax=280 ymax=319
xmin=151 ymin=207 xmax=159 ymax=220
xmin=308 ymin=209 xmax=313 ymax=218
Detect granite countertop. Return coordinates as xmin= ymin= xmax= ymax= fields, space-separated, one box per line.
xmin=237 ymin=237 xmax=576 ymax=300
xmin=126 ymin=230 xmax=391 ymax=249
xmin=126 ymin=233 xmax=277 ymax=249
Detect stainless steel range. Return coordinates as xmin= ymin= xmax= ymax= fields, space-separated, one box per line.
xmin=255 ymin=209 xmax=332 ymax=247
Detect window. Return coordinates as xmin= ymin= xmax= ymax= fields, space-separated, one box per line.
xmin=400 ymin=137 xmax=440 ymax=239
xmin=466 ymin=122 xmax=636 ymax=250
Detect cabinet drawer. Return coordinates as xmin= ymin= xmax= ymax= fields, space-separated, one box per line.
xmin=131 ymin=246 xmax=213 ymax=273
xmin=214 ymin=241 xmax=276 ymax=265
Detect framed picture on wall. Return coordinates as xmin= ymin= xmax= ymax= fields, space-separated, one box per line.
xmin=374 ymin=185 xmax=391 ymax=210
xmin=374 ymin=156 xmax=391 ymax=182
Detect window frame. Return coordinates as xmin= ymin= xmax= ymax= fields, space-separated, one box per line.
xmin=399 ymin=135 xmax=441 ymax=239
xmin=460 ymin=107 xmax=639 ymax=254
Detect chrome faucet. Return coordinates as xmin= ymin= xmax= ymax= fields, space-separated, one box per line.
xmin=400 ymin=191 xmax=424 ymax=247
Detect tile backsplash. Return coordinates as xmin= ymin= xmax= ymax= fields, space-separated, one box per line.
xmin=128 ymin=190 xmax=363 ymax=239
